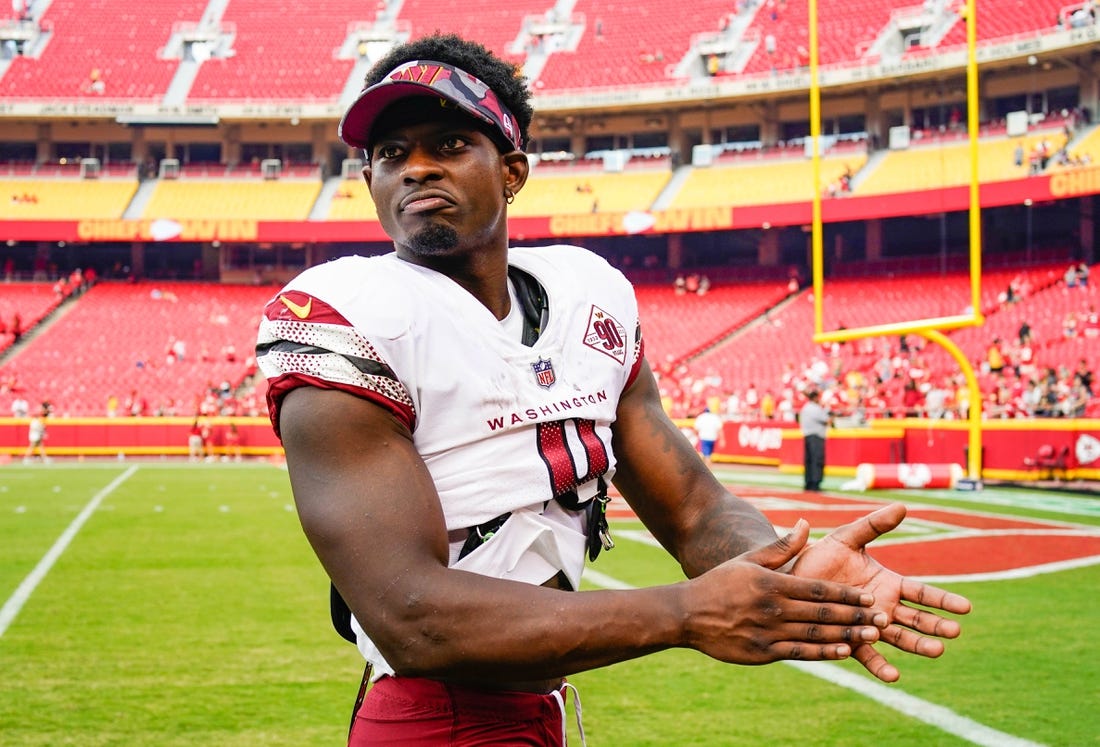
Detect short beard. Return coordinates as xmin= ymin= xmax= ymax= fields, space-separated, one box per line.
xmin=406 ymin=223 xmax=460 ymax=256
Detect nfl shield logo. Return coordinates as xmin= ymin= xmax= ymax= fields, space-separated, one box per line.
xmin=532 ymin=357 xmax=556 ymax=389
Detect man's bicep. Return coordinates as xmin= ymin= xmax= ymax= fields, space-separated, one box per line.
xmin=278 ymin=387 xmax=450 ymax=593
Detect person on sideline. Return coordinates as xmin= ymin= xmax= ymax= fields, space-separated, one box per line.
xmin=188 ymin=418 xmax=205 ymax=459
xmin=800 ymin=388 xmax=832 ymax=491
xmin=23 ymin=403 xmax=50 ymax=464
xmin=692 ymin=406 xmax=724 ymax=463
xmin=256 ymin=33 xmax=970 ymax=745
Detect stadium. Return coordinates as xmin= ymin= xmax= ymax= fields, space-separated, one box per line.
xmin=0 ymin=1 xmax=1098 ymax=745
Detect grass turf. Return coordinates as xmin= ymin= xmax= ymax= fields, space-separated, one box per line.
xmin=1 ymin=462 xmax=1097 ymax=745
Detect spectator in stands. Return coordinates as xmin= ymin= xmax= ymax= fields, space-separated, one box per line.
xmin=799 ymin=389 xmax=831 ymax=490
xmin=1062 ymin=311 xmax=1079 ymax=338
xmin=10 ymin=393 xmax=28 ymax=418
xmin=1017 ymin=319 xmax=1032 ymax=346
xmin=1035 ymin=367 xmax=1060 ymax=417
xmin=1016 ymin=338 xmax=1037 ymax=381
xmin=256 ymin=33 xmax=970 ymax=744
xmin=1067 ymin=381 xmax=1090 ymax=418
xmin=923 ymin=378 xmax=950 ymax=419
xmin=1073 ymin=357 xmax=1094 ymax=395
xmin=1082 ymin=305 xmax=1100 ymax=338
xmin=1021 ymin=377 xmax=1044 ymax=417
xmin=1064 ymin=263 xmax=1080 ymax=288
xmin=1075 ymin=262 xmax=1089 ymax=288
xmin=125 ymin=389 xmax=147 ymax=417
xmin=760 ymin=389 xmax=776 ymax=419
xmin=86 ymin=68 xmax=105 ymax=95
xmin=986 ymin=338 xmax=1005 ymax=375
xmin=743 ymin=382 xmax=760 ymax=418
xmin=902 ymin=378 xmax=924 ymax=416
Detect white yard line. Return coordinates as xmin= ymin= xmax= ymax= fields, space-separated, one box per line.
xmin=0 ymin=465 xmax=138 ymax=639
xmin=784 ymin=661 xmax=1047 ymax=747
xmin=581 ymin=564 xmax=1046 ymax=747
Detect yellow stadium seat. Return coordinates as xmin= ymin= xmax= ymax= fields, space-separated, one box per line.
xmin=668 ymin=154 xmax=866 ymax=209
xmin=326 ymin=178 xmax=378 ymax=221
xmin=857 ymin=132 xmax=1069 ymax=195
xmin=141 ymin=180 xmax=321 ymax=220
xmin=0 ymin=179 xmax=138 ymax=220
xmin=510 ymin=168 xmax=671 ymax=216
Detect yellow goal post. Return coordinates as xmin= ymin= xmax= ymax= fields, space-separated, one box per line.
xmin=805 ymin=0 xmax=985 ymax=478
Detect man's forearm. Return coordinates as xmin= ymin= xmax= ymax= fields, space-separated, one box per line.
xmin=674 ymin=494 xmax=779 ymax=578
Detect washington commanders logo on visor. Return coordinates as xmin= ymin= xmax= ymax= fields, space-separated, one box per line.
xmin=532 ymin=357 xmax=556 ymax=389
xmin=583 ymin=305 xmax=628 ymax=365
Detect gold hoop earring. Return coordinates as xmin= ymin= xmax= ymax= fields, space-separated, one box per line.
xmin=504 ymin=189 xmax=515 ymax=204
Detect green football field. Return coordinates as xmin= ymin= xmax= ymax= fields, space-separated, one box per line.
xmin=1 ymin=461 xmax=1097 ymax=746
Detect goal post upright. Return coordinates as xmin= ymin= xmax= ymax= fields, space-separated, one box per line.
xmin=805 ymin=0 xmax=986 ymax=479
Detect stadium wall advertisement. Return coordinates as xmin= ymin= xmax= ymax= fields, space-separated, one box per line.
xmin=710 ymin=418 xmax=1100 ymax=481
xmin=2 ymin=166 xmax=1098 ymax=242
xmin=2 ymin=417 xmax=1097 ymax=482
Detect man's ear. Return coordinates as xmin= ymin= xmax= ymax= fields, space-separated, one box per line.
xmin=361 ymin=161 xmax=372 ymax=190
xmin=502 ymin=151 xmax=530 ymax=196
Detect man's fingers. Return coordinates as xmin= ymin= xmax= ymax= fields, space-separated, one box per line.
xmin=880 ymin=623 xmax=947 ymax=658
xmin=772 ymin=641 xmax=855 ymax=662
xmin=829 ymin=502 xmax=907 ymax=549
xmin=893 ymin=604 xmax=962 ymax=639
xmin=852 ymin=643 xmax=900 ymax=683
xmin=900 ymin=578 xmax=973 ymax=616
xmin=780 ymin=599 xmax=885 ymax=632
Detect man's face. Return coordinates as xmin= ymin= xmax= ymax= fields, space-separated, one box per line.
xmin=363 ymin=104 xmax=516 ymax=262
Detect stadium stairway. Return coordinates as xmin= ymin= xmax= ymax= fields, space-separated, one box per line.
xmin=163 ymin=58 xmax=202 ymax=107
xmin=310 ymin=178 xmax=345 ymax=221
xmin=846 ymin=148 xmax=887 ymax=192
xmin=650 ymin=164 xmax=695 ymax=211
xmin=686 ymin=289 xmax=804 ymax=364
xmin=123 ymin=180 xmax=158 ymax=220
xmin=0 ymin=289 xmax=81 ymax=367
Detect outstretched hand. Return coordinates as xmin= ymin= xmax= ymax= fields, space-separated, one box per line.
xmin=684 ymin=519 xmax=887 ymax=669
xmin=790 ymin=502 xmax=972 ymax=683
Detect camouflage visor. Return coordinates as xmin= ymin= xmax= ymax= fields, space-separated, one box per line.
xmin=339 ymin=59 xmax=522 ymax=153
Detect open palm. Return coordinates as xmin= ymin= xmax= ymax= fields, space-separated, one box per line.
xmin=790 ymin=502 xmax=972 ymax=682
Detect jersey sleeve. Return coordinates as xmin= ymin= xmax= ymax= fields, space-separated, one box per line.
xmin=256 ymin=284 xmax=415 ymax=439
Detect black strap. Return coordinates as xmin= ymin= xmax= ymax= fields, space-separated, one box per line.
xmin=507 ymin=266 xmax=547 ymax=347
xmin=458 ymin=512 xmax=511 ymax=560
xmin=330 ymin=584 xmax=357 ymax=644
xmin=348 ymin=661 xmax=373 ymax=737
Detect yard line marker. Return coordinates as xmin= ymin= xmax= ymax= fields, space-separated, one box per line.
xmin=784 ymin=661 xmax=1046 ymax=747
xmin=582 ymin=565 xmax=1045 ymax=747
xmin=0 ymin=465 xmax=138 ymax=639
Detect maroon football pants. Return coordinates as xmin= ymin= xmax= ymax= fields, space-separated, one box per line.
xmin=349 ymin=675 xmax=572 ymax=746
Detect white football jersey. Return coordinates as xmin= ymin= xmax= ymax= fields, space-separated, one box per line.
xmin=257 ymin=245 xmax=644 ymax=532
